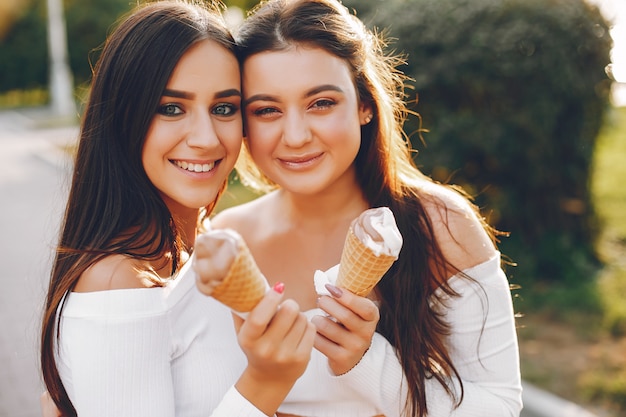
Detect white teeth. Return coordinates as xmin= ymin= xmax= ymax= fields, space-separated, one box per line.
xmin=174 ymin=160 xmax=215 ymax=172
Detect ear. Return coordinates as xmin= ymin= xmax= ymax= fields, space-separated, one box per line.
xmin=358 ymin=101 xmax=374 ymax=125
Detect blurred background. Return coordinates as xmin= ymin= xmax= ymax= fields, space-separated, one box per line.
xmin=0 ymin=0 xmax=624 ymax=416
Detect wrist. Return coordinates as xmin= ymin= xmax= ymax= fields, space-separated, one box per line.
xmin=330 ymin=345 xmax=370 ymax=376
xmin=235 ymin=369 xmax=296 ymax=416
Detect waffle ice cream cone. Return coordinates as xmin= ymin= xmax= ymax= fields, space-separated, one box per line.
xmin=194 ymin=229 xmax=269 ymax=313
xmin=335 ymin=207 xmax=403 ymax=296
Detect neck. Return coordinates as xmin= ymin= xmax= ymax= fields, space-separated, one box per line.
xmin=172 ymin=208 xmax=200 ymax=252
xmin=278 ymin=173 xmax=369 ymax=231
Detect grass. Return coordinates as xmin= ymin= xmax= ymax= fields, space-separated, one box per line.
xmin=593 ymin=107 xmax=626 ymax=337
xmin=519 ymin=106 xmax=626 ymax=415
xmin=0 ymin=88 xmax=49 ymax=108
xmin=592 ymin=107 xmax=626 ymax=339
xmin=215 ymin=173 xmax=262 ymax=213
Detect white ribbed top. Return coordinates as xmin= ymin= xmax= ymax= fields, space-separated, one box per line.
xmin=278 ymin=253 xmax=523 ymax=417
xmin=57 ymin=259 xmax=266 ymax=417
xmin=56 ymin=253 xmax=522 ymax=417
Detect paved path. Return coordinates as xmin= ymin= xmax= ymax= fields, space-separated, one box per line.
xmin=0 ymin=108 xmax=76 ymax=417
xmin=0 ymin=107 xmax=603 ymax=417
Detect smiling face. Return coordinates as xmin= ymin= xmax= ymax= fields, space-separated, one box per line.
xmin=142 ymin=39 xmax=242 ymax=219
xmin=242 ymin=45 xmax=371 ymax=196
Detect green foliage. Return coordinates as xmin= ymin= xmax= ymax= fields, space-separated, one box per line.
xmin=580 ymin=366 xmax=626 ymax=409
xmin=345 ymin=0 xmax=613 ymax=286
xmin=64 ymin=0 xmax=134 ymax=87
xmin=0 ymin=0 xmax=252 ymax=96
xmin=0 ymin=0 xmax=133 ymax=94
xmin=0 ymin=1 xmax=48 ymax=92
xmin=225 ymin=0 xmax=259 ymax=13
xmin=593 ymin=107 xmax=626 ymax=337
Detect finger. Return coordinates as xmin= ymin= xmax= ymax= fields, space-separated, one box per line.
xmin=311 ymin=314 xmax=350 ymax=348
xmin=311 ymin=314 xmax=370 ymax=376
xmin=277 ymin=309 xmax=313 ymax=349
xmin=317 ymin=296 xmax=378 ymax=336
xmin=311 ymin=316 xmax=342 ymax=357
xmin=232 ymin=312 xmax=244 ymax=333
xmin=297 ymin=320 xmax=317 ymax=355
xmin=262 ymin=299 xmax=302 ymax=341
xmin=324 ymin=284 xmax=380 ymax=323
xmin=239 ymin=288 xmax=283 ymax=341
xmin=312 ymin=313 xmax=370 ymax=354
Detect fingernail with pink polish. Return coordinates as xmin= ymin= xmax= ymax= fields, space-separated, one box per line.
xmin=273 ymin=282 xmax=285 ymax=294
xmin=325 ymin=284 xmax=343 ymax=298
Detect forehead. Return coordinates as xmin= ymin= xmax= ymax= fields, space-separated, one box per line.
xmin=167 ymin=39 xmax=240 ymax=90
xmin=242 ymin=46 xmax=355 ymax=96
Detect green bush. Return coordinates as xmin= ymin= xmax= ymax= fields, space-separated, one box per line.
xmin=0 ymin=0 xmax=132 ymax=94
xmin=345 ymin=0 xmax=613 ymax=287
xmin=0 ymin=2 xmax=48 ymax=92
xmin=64 ymin=0 xmax=134 ymax=87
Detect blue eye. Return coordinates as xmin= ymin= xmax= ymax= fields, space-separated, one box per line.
xmin=213 ymin=103 xmax=237 ymax=116
xmin=158 ymin=104 xmax=183 ymax=116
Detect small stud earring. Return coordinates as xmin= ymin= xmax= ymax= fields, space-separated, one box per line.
xmin=364 ymin=114 xmax=373 ymax=124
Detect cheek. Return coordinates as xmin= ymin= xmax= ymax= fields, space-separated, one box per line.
xmin=216 ymin=121 xmax=244 ymax=157
xmin=246 ymin=122 xmax=276 ymax=158
xmin=141 ymin=130 xmax=161 ymax=171
xmin=141 ymin=121 xmax=180 ymax=175
xmin=322 ymin=114 xmax=362 ymax=148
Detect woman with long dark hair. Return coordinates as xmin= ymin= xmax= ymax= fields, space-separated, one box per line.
xmin=40 ymin=2 xmax=315 ymax=416
xmin=213 ymin=0 xmax=523 ymax=415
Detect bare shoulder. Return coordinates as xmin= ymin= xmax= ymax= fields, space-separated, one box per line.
xmin=211 ymin=192 xmax=274 ymax=232
xmin=74 ymin=254 xmax=152 ymax=292
xmin=419 ymin=182 xmax=497 ymax=271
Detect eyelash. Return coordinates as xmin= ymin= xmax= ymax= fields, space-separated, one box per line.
xmin=312 ymin=99 xmax=335 ymax=109
xmin=252 ymin=107 xmax=278 ymax=116
xmin=250 ymin=99 xmax=337 ymax=117
xmin=157 ymin=103 xmax=239 ymax=117
xmin=157 ymin=103 xmax=183 ymax=116
xmin=213 ymin=103 xmax=238 ymax=116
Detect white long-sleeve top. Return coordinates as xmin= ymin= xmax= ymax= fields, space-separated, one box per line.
xmin=56 ymin=259 xmax=267 ymax=417
xmin=57 ymin=252 xmax=522 ymax=417
xmin=278 ymin=252 xmax=523 ymax=417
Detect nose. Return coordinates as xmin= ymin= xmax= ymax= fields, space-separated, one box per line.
xmin=186 ymin=111 xmax=220 ymax=149
xmin=281 ymin=110 xmax=312 ymax=148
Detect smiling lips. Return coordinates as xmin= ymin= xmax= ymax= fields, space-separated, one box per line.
xmin=278 ymin=152 xmax=323 ymax=168
xmin=173 ymin=160 xmax=216 ymax=173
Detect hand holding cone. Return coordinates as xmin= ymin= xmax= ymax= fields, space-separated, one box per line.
xmin=194 ymin=229 xmax=269 ymax=313
xmin=335 ymin=207 xmax=403 ymax=296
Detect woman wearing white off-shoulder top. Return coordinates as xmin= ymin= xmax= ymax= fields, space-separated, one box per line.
xmin=209 ymin=0 xmax=523 ymax=416
xmin=39 ymin=2 xmax=316 ymax=416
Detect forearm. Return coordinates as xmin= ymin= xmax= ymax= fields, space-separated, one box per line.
xmin=234 ymin=370 xmax=298 ymax=416
xmin=426 ymin=258 xmax=522 ymax=416
xmin=333 ymin=332 xmax=407 ymax=417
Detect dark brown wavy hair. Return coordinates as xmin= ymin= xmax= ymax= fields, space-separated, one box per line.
xmin=40 ymin=2 xmax=235 ymax=415
xmin=234 ymin=0 xmax=496 ymax=415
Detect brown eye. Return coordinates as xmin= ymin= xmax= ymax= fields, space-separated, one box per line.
xmin=312 ymin=99 xmax=335 ymax=108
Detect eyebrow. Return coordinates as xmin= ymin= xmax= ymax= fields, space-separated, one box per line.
xmin=243 ymin=84 xmax=344 ymax=106
xmin=162 ymin=88 xmax=242 ymax=100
